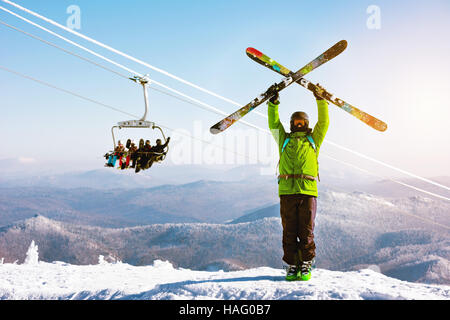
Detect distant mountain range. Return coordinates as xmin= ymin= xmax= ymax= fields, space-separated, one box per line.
xmin=0 ymin=161 xmax=277 ymax=190
xmin=0 ymin=178 xmax=278 ymax=226
xmin=2 ymin=160 xmax=448 ymax=200
xmin=3 ymin=170 xmax=448 ymax=227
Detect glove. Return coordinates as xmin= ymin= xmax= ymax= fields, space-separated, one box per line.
xmin=268 ymin=84 xmax=280 ymax=105
xmin=313 ymin=83 xmax=325 ymax=100
xmin=269 ymin=92 xmax=279 ymax=105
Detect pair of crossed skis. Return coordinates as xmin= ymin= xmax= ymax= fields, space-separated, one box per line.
xmin=210 ymin=40 xmax=387 ymax=134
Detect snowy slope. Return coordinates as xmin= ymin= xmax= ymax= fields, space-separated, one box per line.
xmin=0 ymin=258 xmax=448 ymax=300
xmin=1 ymin=213 xmax=448 ymax=285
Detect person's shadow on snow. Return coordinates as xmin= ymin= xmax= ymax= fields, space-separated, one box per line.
xmin=120 ymin=275 xmax=286 ymax=300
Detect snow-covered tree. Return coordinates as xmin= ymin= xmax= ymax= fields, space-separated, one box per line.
xmin=24 ymin=240 xmax=39 ymax=265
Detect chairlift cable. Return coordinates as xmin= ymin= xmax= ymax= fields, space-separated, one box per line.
xmin=0 ymin=19 xmax=130 ymax=80
xmin=0 ymin=11 xmax=263 ymax=132
xmin=0 ymin=0 xmax=272 ymax=119
xmin=0 ymin=20 xmax=235 ymax=124
xmin=323 ymin=154 xmax=450 ymax=203
xmin=0 ymin=64 xmax=135 ymax=117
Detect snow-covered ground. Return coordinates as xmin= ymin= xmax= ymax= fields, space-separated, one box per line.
xmin=0 ymin=257 xmax=448 ymax=300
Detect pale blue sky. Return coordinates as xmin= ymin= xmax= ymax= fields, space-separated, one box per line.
xmin=1 ymin=0 xmax=449 ymax=178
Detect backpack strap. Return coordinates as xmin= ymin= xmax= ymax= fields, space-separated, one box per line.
xmin=281 ymin=136 xmax=291 ymax=154
xmin=276 ymin=134 xmax=290 ymax=180
xmin=306 ymin=134 xmax=320 ymax=182
xmin=306 ymin=134 xmax=316 ymax=152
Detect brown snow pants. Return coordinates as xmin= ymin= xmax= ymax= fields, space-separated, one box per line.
xmin=280 ymin=194 xmax=317 ymax=265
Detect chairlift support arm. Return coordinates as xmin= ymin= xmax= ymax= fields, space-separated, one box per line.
xmin=110 ymin=75 xmax=168 ymax=150
xmin=129 ymin=75 xmax=150 ymax=121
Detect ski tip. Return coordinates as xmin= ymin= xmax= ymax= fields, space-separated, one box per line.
xmin=210 ymin=126 xmax=221 ymax=135
xmin=339 ymin=40 xmax=348 ymax=50
xmin=324 ymin=40 xmax=348 ymax=60
xmin=367 ymin=119 xmax=387 ymax=132
xmin=378 ymin=122 xmax=388 ymax=132
xmin=246 ymin=47 xmax=262 ymax=58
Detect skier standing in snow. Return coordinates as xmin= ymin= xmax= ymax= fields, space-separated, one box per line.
xmin=267 ymin=84 xmax=329 ymax=281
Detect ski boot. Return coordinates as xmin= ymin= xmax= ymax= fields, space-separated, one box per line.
xmin=285 ymin=265 xmax=300 ymax=281
xmin=135 ymin=163 xmax=141 ymax=173
xmin=299 ymin=259 xmax=315 ymax=281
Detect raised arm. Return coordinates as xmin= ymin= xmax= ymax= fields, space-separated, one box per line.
xmin=162 ymin=137 xmax=171 ymax=149
xmin=311 ymin=86 xmax=329 ymax=152
xmin=268 ymin=92 xmax=287 ymax=151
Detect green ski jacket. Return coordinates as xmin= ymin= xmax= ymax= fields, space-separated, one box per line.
xmin=268 ymin=99 xmax=329 ymax=197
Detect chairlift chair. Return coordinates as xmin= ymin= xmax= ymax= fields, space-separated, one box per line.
xmin=105 ymin=75 xmax=169 ymax=169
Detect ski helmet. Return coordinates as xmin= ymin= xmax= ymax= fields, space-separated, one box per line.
xmin=290 ymin=111 xmax=310 ymax=132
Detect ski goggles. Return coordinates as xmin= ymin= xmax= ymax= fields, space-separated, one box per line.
xmin=293 ymin=119 xmax=306 ymax=127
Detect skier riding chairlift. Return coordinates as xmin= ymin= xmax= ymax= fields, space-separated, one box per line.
xmin=103 ymin=75 xmax=170 ymax=173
